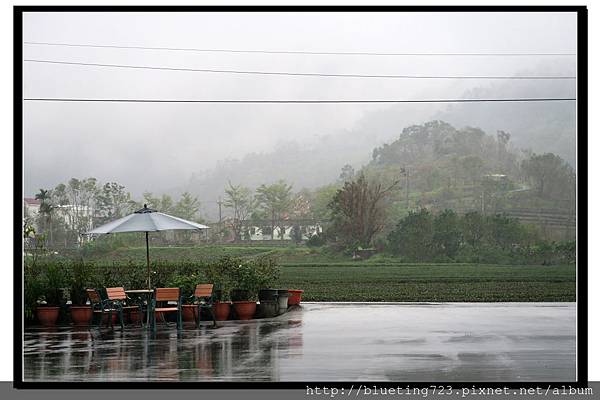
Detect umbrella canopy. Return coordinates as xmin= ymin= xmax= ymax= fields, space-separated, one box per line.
xmin=86 ymin=204 xmax=209 ymax=288
xmin=87 ymin=206 xmax=208 ymax=234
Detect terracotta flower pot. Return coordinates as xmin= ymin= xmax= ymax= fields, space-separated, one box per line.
xmin=37 ymin=306 xmax=60 ymax=326
xmin=128 ymin=309 xmax=144 ymax=324
xmin=233 ymin=301 xmax=257 ymax=320
xmin=213 ymin=302 xmax=231 ymax=321
xmin=182 ymin=304 xmax=200 ymax=322
xmin=101 ymin=312 xmax=118 ymax=326
xmin=287 ymin=289 xmax=304 ymax=306
xmin=70 ymin=305 xmax=92 ymax=325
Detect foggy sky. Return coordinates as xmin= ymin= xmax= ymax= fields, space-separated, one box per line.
xmin=23 ymin=11 xmax=577 ymax=197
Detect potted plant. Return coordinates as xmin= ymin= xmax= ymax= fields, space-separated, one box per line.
xmin=205 ymin=258 xmax=235 ymax=321
xmin=37 ymin=263 xmax=66 ymax=326
xmin=256 ymin=258 xmax=281 ymax=318
xmin=167 ymin=273 xmax=201 ymax=322
xmin=229 ymin=261 xmax=260 ymax=320
xmin=24 ymin=262 xmax=43 ymax=326
xmin=69 ymin=259 xmax=93 ymax=325
xmin=212 ymin=292 xmax=232 ymax=321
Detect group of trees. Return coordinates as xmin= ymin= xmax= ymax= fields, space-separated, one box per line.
xmin=222 ymin=180 xmax=307 ymax=241
xmin=366 ymin=120 xmax=575 ymax=214
xmin=387 ymin=209 xmax=528 ymax=261
xmin=521 ymin=152 xmax=576 ymax=202
xmin=25 ymin=178 xmax=203 ymax=248
xmin=385 ymin=208 xmax=574 ymax=264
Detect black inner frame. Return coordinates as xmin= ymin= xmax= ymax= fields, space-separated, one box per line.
xmin=13 ymin=5 xmax=588 ymax=390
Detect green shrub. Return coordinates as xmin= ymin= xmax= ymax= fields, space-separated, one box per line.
xmin=41 ymin=263 xmax=67 ymax=306
xmin=24 ymin=263 xmax=43 ymax=321
xmin=307 ymin=234 xmax=326 ymax=247
xmin=166 ymin=272 xmax=206 ymax=301
xmin=69 ymin=259 xmax=90 ymax=305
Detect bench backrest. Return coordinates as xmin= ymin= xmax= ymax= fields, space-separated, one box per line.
xmin=194 ymin=284 xmax=214 ymax=298
xmin=155 ymin=288 xmax=181 ymax=302
xmin=106 ymin=287 xmax=127 ymax=301
xmin=86 ymin=288 xmax=102 ymax=304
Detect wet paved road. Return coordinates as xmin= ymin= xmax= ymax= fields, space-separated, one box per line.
xmin=23 ymin=302 xmax=576 ymax=382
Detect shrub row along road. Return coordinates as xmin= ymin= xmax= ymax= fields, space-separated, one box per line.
xmin=278 ymin=263 xmax=575 ymax=302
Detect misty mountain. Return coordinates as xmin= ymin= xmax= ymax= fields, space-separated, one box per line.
xmin=180 ymin=74 xmax=575 ymax=219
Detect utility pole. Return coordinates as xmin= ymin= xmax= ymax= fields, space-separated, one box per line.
xmin=217 ymin=197 xmax=223 ymax=242
xmin=481 ymin=189 xmax=485 ymax=215
xmin=402 ymin=166 xmax=410 ymax=210
xmin=405 ymin=167 xmax=410 ymax=210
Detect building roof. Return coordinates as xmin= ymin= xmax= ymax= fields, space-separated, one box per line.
xmin=24 ymin=198 xmax=41 ymax=206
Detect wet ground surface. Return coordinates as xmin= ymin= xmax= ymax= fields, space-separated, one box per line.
xmin=23 ymin=302 xmax=576 ymax=382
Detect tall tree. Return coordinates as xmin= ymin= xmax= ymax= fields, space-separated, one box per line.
xmin=329 ymin=174 xmax=399 ymax=248
xmin=387 ymin=208 xmax=434 ymax=261
xmin=432 ymin=209 xmax=462 ymax=258
xmin=338 ymin=164 xmax=355 ymax=182
xmin=173 ymin=192 xmax=201 ymax=221
xmin=521 ymin=153 xmax=575 ymax=201
xmin=65 ymin=177 xmax=98 ymax=236
xmin=255 ymin=180 xmax=293 ymax=240
xmin=224 ymin=182 xmax=254 ymax=242
xmin=34 ymin=189 xmax=54 ymax=245
xmin=140 ymin=192 xmax=175 ymax=214
xmin=94 ymin=182 xmax=132 ymax=224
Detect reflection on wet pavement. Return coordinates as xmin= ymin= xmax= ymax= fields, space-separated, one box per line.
xmin=23 ymin=302 xmax=576 ymax=382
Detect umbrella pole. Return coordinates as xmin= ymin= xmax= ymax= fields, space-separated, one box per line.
xmin=146 ymin=231 xmax=150 ymax=289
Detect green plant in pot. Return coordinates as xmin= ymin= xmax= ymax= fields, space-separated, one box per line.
xmin=229 ymin=260 xmax=262 ymax=320
xmin=167 ymin=273 xmax=202 ymax=322
xmin=24 ymin=263 xmax=43 ymax=325
xmin=205 ymin=258 xmax=235 ymax=321
xmin=69 ymin=259 xmax=93 ymax=325
xmin=37 ymin=263 xmax=66 ymax=326
xmin=255 ymin=257 xmax=281 ymax=318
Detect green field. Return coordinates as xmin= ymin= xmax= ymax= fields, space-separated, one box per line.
xmin=81 ymin=243 xmax=349 ymax=264
xmin=73 ymin=244 xmax=577 ymax=302
xmin=278 ymin=263 xmax=575 ymax=302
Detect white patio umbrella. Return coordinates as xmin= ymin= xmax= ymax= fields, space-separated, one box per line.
xmin=87 ymin=204 xmax=209 ymax=288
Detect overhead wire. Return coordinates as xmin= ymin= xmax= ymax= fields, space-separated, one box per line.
xmin=23 ymin=41 xmax=576 ymax=57
xmin=23 ymin=59 xmax=576 ymax=80
xmin=23 ymin=98 xmax=576 ymax=104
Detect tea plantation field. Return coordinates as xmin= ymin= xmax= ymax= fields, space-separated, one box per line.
xmin=278 ymin=263 xmax=575 ymax=302
xmin=76 ymin=244 xmax=576 ymax=302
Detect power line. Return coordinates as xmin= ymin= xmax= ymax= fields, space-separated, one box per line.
xmin=24 ymin=59 xmax=576 ymax=80
xmin=23 ymin=97 xmax=576 ymax=104
xmin=23 ymin=41 xmax=576 ymax=57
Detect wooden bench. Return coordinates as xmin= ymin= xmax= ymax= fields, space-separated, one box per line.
xmin=151 ymin=288 xmax=183 ymax=331
xmin=86 ymin=288 xmax=116 ymax=328
xmin=105 ymin=287 xmax=143 ymax=329
xmin=190 ymin=284 xmax=217 ymax=328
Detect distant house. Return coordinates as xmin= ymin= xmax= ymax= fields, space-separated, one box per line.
xmin=23 ymin=198 xmax=41 ymax=228
xmin=247 ymin=220 xmax=323 ymax=241
xmin=208 ymin=218 xmax=323 ymax=242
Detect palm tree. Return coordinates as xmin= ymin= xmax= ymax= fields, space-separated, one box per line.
xmin=35 ymin=189 xmax=54 ymax=246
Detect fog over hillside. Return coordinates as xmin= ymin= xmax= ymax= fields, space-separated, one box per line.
xmin=23 ymin=12 xmax=577 ymax=216
xmin=179 ymin=66 xmax=575 ymax=219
